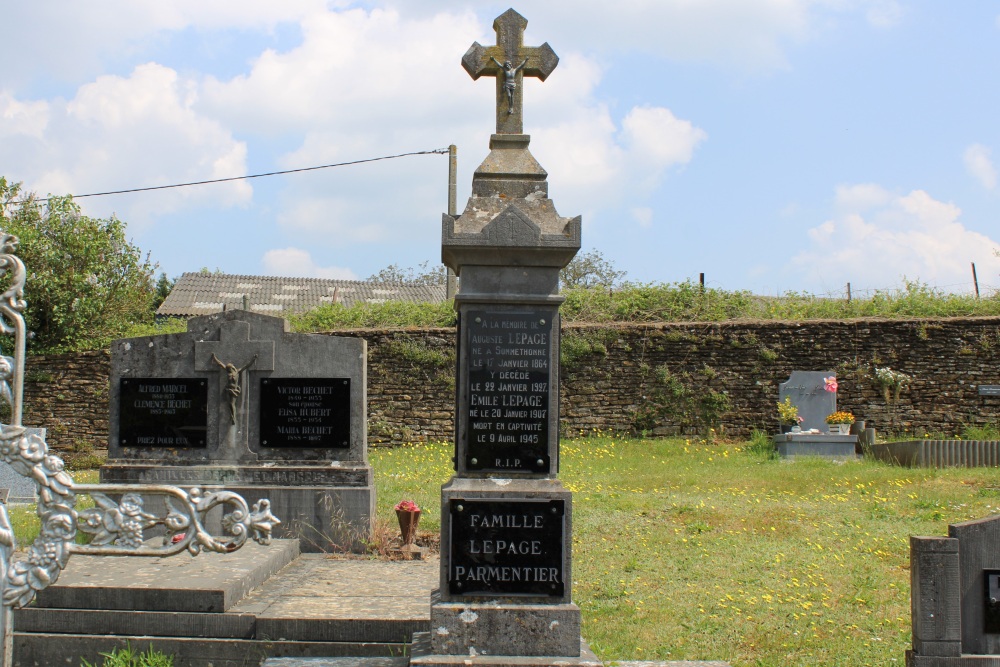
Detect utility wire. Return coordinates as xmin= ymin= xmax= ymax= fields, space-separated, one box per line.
xmin=19 ymin=148 xmax=450 ymax=204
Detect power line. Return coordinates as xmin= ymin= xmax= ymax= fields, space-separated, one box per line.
xmin=17 ymin=148 xmax=451 ymax=204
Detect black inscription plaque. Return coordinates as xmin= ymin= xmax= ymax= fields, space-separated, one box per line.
xmin=259 ymin=378 xmax=350 ymax=448
xmin=119 ymin=378 xmax=208 ymax=448
xmin=979 ymin=385 xmax=1000 ymax=397
xmin=466 ymin=311 xmax=551 ymax=472
xmin=449 ymin=498 xmax=565 ymax=597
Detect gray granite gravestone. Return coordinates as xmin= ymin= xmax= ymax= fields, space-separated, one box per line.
xmin=409 ymin=10 xmax=599 ymax=667
xmin=774 ymin=371 xmax=857 ymax=459
xmin=778 ymin=370 xmax=837 ymax=432
xmin=101 ymin=309 xmax=373 ymax=552
xmin=908 ymin=514 xmax=1000 ymax=665
xmin=0 ymin=454 xmax=38 ymax=504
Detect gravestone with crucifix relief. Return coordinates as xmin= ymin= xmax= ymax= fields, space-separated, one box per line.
xmin=102 ymin=309 xmax=374 ymax=551
xmin=410 ymin=9 xmax=598 ymax=667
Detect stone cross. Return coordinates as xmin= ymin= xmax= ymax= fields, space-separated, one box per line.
xmin=195 ymin=320 xmax=275 ymax=375
xmin=462 ymin=8 xmax=558 ymax=135
xmin=195 ymin=319 xmax=275 ymax=426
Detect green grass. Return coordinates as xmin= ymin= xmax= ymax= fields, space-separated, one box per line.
xmin=371 ymin=436 xmax=1000 ymax=667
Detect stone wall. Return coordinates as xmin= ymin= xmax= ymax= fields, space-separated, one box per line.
xmin=20 ymin=317 xmax=1000 ymax=454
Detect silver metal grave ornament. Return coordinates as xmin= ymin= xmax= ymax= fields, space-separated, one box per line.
xmin=0 ymin=232 xmax=279 ymax=665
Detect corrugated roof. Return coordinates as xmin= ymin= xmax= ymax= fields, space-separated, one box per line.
xmin=157 ymin=272 xmax=448 ymax=317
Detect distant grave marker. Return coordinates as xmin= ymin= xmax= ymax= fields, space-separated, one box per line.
xmin=779 ymin=370 xmax=837 ymax=432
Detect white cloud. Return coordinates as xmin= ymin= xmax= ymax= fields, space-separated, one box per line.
xmin=864 ymin=0 xmax=904 ymax=28
xmin=834 ymin=183 xmax=892 ymax=211
xmin=0 ymin=63 xmax=250 ymax=227
xmin=197 ymin=8 xmax=704 ymax=243
xmin=790 ymin=187 xmax=1000 ymax=292
xmin=262 ymin=247 xmax=358 ymax=279
xmin=964 ymin=144 xmax=997 ymax=190
xmin=0 ymin=1 xmax=329 ymax=90
xmin=631 ymin=207 xmax=654 ymax=228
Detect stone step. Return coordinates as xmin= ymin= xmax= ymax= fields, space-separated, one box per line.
xmin=15 ymin=608 xmax=257 ymax=638
xmin=14 ymin=553 xmax=439 ymax=666
xmin=13 ymin=634 xmax=405 ymax=667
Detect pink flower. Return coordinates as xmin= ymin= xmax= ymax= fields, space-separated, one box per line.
xmin=824 ymin=376 xmax=838 ymax=393
xmin=395 ymin=499 xmax=419 ymax=512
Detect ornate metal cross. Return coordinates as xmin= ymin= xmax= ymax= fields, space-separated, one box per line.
xmin=462 ymin=9 xmax=558 ymax=135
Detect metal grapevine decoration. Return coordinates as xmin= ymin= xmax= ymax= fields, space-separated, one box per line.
xmin=0 ymin=232 xmax=279 ymax=665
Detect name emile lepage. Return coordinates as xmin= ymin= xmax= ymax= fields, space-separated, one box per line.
xmin=453 ymin=511 xmax=560 ymax=584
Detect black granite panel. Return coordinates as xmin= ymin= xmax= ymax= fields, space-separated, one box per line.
xmin=119 ymin=378 xmax=208 ymax=448
xmin=466 ymin=311 xmax=551 ymax=472
xmin=259 ymin=378 xmax=350 ymax=448
xmin=448 ymin=498 xmax=564 ymax=597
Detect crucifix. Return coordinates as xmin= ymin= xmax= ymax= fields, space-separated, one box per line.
xmin=462 ymin=9 xmax=559 ymax=135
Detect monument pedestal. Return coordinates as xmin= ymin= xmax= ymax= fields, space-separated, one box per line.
xmin=100 ymin=462 xmax=375 ymax=552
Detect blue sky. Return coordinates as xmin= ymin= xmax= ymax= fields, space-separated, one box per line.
xmin=2 ymin=1 xmax=999 ymax=296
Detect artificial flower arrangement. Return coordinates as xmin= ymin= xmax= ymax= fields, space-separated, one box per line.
xmin=825 ymin=411 xmax=855 ymax=425
xmin=824 ymin=376 xmax=838 ymax=392
xmin=777 ymin=397 xmax=804 ymax=425
xmin=394 ymin=499 xmax=420 ymax=513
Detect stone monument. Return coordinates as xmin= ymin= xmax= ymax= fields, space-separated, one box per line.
xmin=773 ymin=370 xmax=857 ymax=459
xmin=908 ymin=514 xmax=1000 ymax=665
xmin=409 ymin=9 xmax=597 ymax=667
xmin=102 ymin=309 xmax=373 ymax=552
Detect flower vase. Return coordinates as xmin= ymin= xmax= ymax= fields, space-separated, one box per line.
xmin=396 ymin=509 xmax=421 ymax=546
xmin=830 ymin=424 xmax=850 ymax=435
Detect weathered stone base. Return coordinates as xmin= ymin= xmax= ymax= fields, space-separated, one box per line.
xmin=428 ymin=597 xmax=581 ymax=657
xmin=773 ymin=434 xmax=858 ymax=460
xmin=100 ymin=462 xmax=376 ymax=552
xmin=908 ymin=652 xmax=1000 ymax=665
xmin=410 ymin=632 xmax=601 ymax=667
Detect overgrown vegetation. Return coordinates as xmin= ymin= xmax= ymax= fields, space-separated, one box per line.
xmin=287 ymin=278 xmax=999 ymax=334
xmin=290 ymin=300 xmax=456 ymax=331
xmin=0 ymin=178 xmax=158 ymax=353
xmin=560 ymin=279 xmax=1000 ymax=323
xmin=80 ymin=643 xmax=173 ymax=667
xmin=368 ymin=435 xmax=1000 ymax=666
xmin=631 ymin=364 xmax=732 ymax=436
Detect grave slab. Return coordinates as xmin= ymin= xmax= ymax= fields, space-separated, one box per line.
xmin=773 ymin=433 xmax=858 ymax=460
xmin=34 ymin=538 xmax=298 ymax=612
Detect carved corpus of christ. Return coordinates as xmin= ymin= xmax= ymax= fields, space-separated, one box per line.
xmin=211 ymin=353 xmax=257 ymax=424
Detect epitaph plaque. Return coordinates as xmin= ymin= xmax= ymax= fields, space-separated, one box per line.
xmin=449 ymin=498 xmax=564 ymax=597
xmin=259 ymin=378 xmax=350 ymax=448
xmin=118 ymin=378 xmax=208 ymax=448
xmin=467 ymin=311 xmax=551 ymax=472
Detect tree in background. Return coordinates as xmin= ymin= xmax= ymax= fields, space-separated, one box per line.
xmin=152 ymin=272 xmax=175 ymax=310
xmin=0 ymin=178 xmax=157 ymax=353
xmin=560 ymin=249 xmax=627 ymax=288
xmin=367 ymin=260 xmax=446 ymax=286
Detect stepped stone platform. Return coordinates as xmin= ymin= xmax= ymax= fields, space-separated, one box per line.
xmin=13 ymin=540 xmax=730 ymax=667
xmin=13 ymin=540 xmax=436 ymax=667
